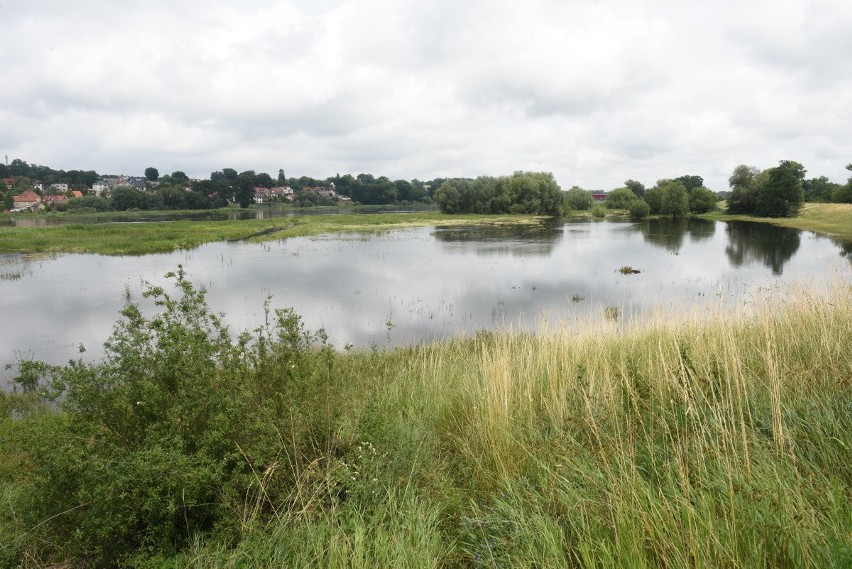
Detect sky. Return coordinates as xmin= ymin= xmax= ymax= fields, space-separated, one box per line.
xmin=1 ymin=0 xmax=851 ymax=191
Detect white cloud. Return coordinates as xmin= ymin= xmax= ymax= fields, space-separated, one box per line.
xmin=2 ymin=0 xmax=851 ymax=189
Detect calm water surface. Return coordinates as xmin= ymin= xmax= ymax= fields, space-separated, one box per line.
xmin=2 ymin=219 xmax=850 ymax=384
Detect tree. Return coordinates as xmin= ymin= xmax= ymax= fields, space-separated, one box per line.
xmin=727 ymin=165 xmax=760 ymax=214
xmin=605 ymin=187 xmax=639 ymax=210
xmin=434 ymin=179 xmax=469 ymax=214
xmin=674 ymin=175 xmax=704 ymax=191
xmin=802 ymin=176 xmax=837 ymax=203
xmin=111 ymin=186 xmax=149 ymax=211
xmin=234 ymin=171 xmax=257 ymax=208
xmin=645 ymin=180 xmax=689 ymax=217
xmin=563 ymin=186 xmax=593 ymax=210
xmin=754 ymin=160 xmax=805 ymax=217
xmin=688 ymin=187 xmax=718 ymax=213
xmin=145 ymin=167 xmax=159 ymax=182
xmin=171 ymin=171 xmax=190 ymax=184
xmin=624 ymin=179 xmax=645 ymax=198
xmin=629 ymin=199 xmax=650 ymax=220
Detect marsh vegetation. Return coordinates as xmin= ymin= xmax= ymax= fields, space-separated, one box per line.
xmin=1 ymin=271 xmax=850 ymax=567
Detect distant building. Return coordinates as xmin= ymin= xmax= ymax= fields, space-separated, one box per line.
xmin=591 ymin=193 xmax=608 ymax=202
xmin=12 ymin=190 xmax=43 ymax=211
xmin=92 ymin=181 xmax=110 ymax=196
xmin=50 ymin=183 xmax=69 ymax=193
xmin=2 ymin=178 xmax=14 ymax=190
xmin=44 ymin=194 xmax=69 ymax=207
xmin=253 ymin=186 xmax=294 ymax=204
xmin=302 ymin=186 xmax=338 ymax=199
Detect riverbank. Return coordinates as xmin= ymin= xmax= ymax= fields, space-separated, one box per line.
xmin=700 ymin=202 xmax=852 ymax=241
xmin=2 ymin=278 xmax=850 ymax=567
xmin=0 ymin=212 xmax=544 ymax=255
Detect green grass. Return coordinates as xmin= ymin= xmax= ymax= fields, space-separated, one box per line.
xmin=701 ymin=202 xmax=852 ymax=241
xmin=2 ymin=276 xmax=850 ymax=567
xmin=0 ymin=212 xmax=544 ymax=255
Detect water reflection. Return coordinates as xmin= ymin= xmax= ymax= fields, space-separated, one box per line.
xmin=1 ymin=220 xmax=850 ymax=387
xmin=433 ymin=223 xmax=563 ymax=257
xmin=639 ymin=218 xmax=716 ymax=253
xmin=724 ymin=222 xmax=800 ymax=275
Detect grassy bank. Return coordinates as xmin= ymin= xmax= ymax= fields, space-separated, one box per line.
xmin=0 ymin=212 xmax=541 ymax=255
xmin=1 ymin=273 xmax=850 ymax=567
xmin=701 ymin=202 xmax=852 ymax=241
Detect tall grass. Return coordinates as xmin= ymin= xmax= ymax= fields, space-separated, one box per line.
xmin=2 ymin=281 xmax=850 ymax=567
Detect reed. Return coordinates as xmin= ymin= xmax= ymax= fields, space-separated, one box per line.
xmin=2 ymin=281 xmax=850 ymax=567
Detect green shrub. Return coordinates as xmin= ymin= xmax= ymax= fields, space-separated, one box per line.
xmin=9 ymin=267 xmax=346 ymax=566
xmin=605 ymin=187 xmax=638 ymax=210
xmin=591 ymin=205 xmax=606 ymax=218
xmin=628 ymin=200 xmax=650 ymax=220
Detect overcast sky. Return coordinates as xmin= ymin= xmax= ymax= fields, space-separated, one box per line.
xmin=2 ymin=0 xmax=851 ymax=190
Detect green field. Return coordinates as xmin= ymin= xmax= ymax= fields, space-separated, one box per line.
xmin=2 ymin=273 xmax=850 ymax=567
xmin=0 ymin=212 xmax=543 ymax=256
xmin=701 ymin=202 xmax=852 ymax=241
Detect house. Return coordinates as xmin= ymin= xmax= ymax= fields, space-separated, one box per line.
xmin=92 ymin=181 xmax=110 ymax=196
xmin=253 ymin=186 xmax=294 ymax=204
xmin=11 ymin=190 xmax=43 ymax=211
xmin=43 ymin=194 xmax=69 ymax=207
xmin=2 ymin=178 xmax=14 ymax=190
xmin=303 ymin=186 xmax=338 ymax=199
xmin=50 ymin=183 xmax=69 ymax=193
xmin=591 ymin=193 xmax=608 ymax=202
xmin=72 ymin=190 xmax=84 ymax=198
xmin=127 ymin=177 xmax=147 ymax=190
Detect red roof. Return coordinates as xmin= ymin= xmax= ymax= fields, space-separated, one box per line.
xmin=72 ymin=190 xmax=84 ymax=197
xmin=12 ymin=190 xmax=42 ymax=202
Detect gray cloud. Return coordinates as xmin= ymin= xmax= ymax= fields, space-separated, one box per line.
xmin=2 ymin=0 xmax=851 ymax=190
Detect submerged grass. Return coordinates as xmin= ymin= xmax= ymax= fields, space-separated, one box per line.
xmin=2 ymin=281 xmax=851 ymax=567
xmin=0 ymin=212 xmax=542 ymax=255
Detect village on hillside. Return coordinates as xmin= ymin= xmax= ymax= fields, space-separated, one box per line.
xmin=2 ymin=175 xmax=350 ymax=212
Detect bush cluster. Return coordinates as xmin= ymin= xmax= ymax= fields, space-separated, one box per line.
xmin=434 ymin=172 xmax=563 ymax=216
xmin=3 ymin=268 xmax=348 ymax=566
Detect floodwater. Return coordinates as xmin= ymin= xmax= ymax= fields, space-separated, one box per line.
xmin=1 ymin=218 xmax=850 ymax=385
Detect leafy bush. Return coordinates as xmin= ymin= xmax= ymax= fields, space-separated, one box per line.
xmin=605 ymin=187 xmax=638 ymax=210
xmin=628 ymin=200 xmax=650 ymax=220
xmin=563 ymin=186 xmax=593 ymax=211
xmin=688 ymin=187 xmax=718 ymax=213
xmin=591 ymin=205 xmax=606 ymax=218
xmin=8 ymin=268 xmax=346 ymax=566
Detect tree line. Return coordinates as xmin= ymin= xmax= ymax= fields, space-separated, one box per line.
xmin=4 ymin=157 xmax=851 ymax=215
xmin=561 ymin=161 xmax=852 ymax=220
xmin=1 ymin=159 xmax=445 ymax=211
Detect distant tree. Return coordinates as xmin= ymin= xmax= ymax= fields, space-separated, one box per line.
xmin=605 ymin=187 xmax=639 ymax=210
xmin=234 ymin=171 xmax=257 ymax=208
xmin=727 ymin=165 xmax=761 ymax=214
xmin=111 ymin=186 xmax=149 ymax=211
xmin=434 ymin=179 xmax=470 ymax=214
xmin=145 ymin=167 xmax=159 ymax=182
xmin=831 ymin=164 xmax=852 ymax=203
xmin=802 ymin=176 xmax=837 ymax=203
xmin=435 ymin=172 xmax=561 ymax=216
xmin=628 ymin=199 xmax=650 ymax=220
xmin=66 ymin=195 xmax=111 ymax=212
xmin=171 ymin=171 xmax=190 ymax=184
xmin=563 ymin=186 xmax=593 ymax=210
xmin=624 ymin=179 xmax=646 ymax=198
xmin=256 ymin=172 xmax=274 ymax=188
xmin=754 ymin=160 xmax=805 ymax=217
xmin=645 ymin=180 xmax=689 ymax=217
xmin=674 ymin=175 xmax=704 ymax=191
xmin=688 ymin=187 xmax=719 ymax=213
